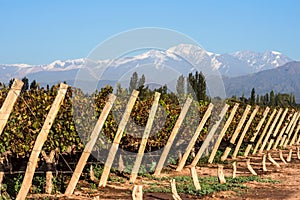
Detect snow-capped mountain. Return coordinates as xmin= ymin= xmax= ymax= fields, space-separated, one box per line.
xmin=0 ymin=44 xmax=294 ymax=85
xmin=230 ymin=50 xmax=292 ymax=71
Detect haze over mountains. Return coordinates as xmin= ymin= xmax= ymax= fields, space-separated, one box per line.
xmin=0 ymin=44 xmax=298 ymax=101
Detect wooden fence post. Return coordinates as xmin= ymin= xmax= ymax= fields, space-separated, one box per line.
xmin=41 ymin=150 xmax=56 ymax=194
xmin=176 ymin=103 xmax=214 ymax=171
xmin=266 ymin=108 xmax=288 ymax=151
xmin=289 ymin=121 xmax=300 ymax=146
xmin=244 ymin=107 xmax=270 ymax=157
xmin=0 ymin=79 xmax=24 ymax=135
xmin=273 ymin=113 xmax=292 ymax=150
xmin=99 ymin=90 xmax=139 ymax=187
xmin=283 ymin=113 xmax=300 ymax=148
xmin=279 ymin=112 xmax=298 ymax=147
xmin=232 ymin=106 xmax=259 ymax=158
xmin=16 ymin=83 xmax=68 ymax=200
xmin=64 ymin=94 xmax=116 ymax=195
xmin=154 ymin=98 xmax=192 ymax=176
xmin=221 ymin=105 xmax=251 ymax=161
xmin=259 ymin=108 xmax=283 ymax=153
xmin=208 ymin=103 xmax=239 ymax=163
xmin=252 ymin=109 xmax=277 ymax=155
xmin=130 ymin=92 xmax=160 ymax=183
xmin=190 ymin=167 xmax=201 ymax=190
xmin=191 ymin=104 xmax=229 ymax=167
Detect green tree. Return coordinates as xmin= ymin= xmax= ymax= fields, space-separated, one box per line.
xmin=176 ymin=75 xmax=185 ymax=96
xmin=129 ymin=72 xmax=138 ymax=93
xmin=250 ymin=88 xmax=255 ymax=105
xmin=270 ymin=90 xmax=275 ymax=106
xmin=138 ymin=74 xmax=145 ymax=89
xmin=21 ymin=77 xmax=29 ymax=92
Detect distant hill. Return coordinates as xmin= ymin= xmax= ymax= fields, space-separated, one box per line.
xmin=224 ymin=61 xmax=300 ymax=103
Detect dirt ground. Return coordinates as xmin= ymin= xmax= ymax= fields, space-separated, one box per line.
xmin=28 ymin=149 xmax=300 ymax=200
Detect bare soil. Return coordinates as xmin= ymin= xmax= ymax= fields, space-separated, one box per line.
xmin=27 ymin=149 xmax=300 ymax=200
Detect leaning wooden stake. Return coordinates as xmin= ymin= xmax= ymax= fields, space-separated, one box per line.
xmin=208 ymin=103 xmax=239 ymax=163
xmin=259 ymin=108 xmax=283 ymax=153
xmin=267 ymin=153 xmax=280 ymax=168
xmin=286 ymin=149 xmax=293 ymax=162
xmin=0 ymin=157 xmax=4 ymax=191
xmin=279 ymin=112 xmax=298 ymax=147
xmin=283 ymin=113 xmax=300 ymax=148
xmin=16 ymin=83 xmax=68 ymax=200
xmin=190 ymin=167 xmax=201 ymax=190
xmin=154 ymin=98 xmax=192 ymax=176
xmin=244 ymin=107 xmax=270 ymax=157
xmin=246 ymin=159 xmax=257 ymax=175
xmin=0 ymin=79 xmax=24 ymax=135
xmin=232 ymin=161 xmax=237 ymax=178
xmin=170 ymin=179 xmax=182 ymax=200
xmin=41 ymin=150 xmax=56 ymax=194
xmin=217 ymin=165 xmax=226 ymax=184
xmin=65 ymin=94 xmax=116 ymax=194
xmin=99 ymin=90 xmax=139 ymax=187
xmin=262 ymin=154 xmax=267 ymax=172
xmin=266 ymin=108 xmax=289 ymax=151
xmin=252 ymin=109 xmax=277 ymax=155
xmin=289 ymin=121 xmax=300 ymax=146
xmin=279 ymin=150 xmax=287 ymax=164
xmin=191 ymin=104 xmax=229 ymax=167
xmin=221 ymin=105 xmax=251 ymax=161
xmin=273 ymin=121 xmax=290 ymax=150
xmin=130 ymin=92 xmax=160 ymax=183
xmin=297 ymin=147 xmax=300 ymax=160
xmin=132 ymin=185 xmax=143 ymax=200
xmin=176 ymin=103 xmax=214 ymax=171
xmin=232 ymin=106 xmax=259 ymax=158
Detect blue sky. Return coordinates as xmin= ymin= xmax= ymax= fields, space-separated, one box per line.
xmin=0 ymin=0 xmax=299 ymax=64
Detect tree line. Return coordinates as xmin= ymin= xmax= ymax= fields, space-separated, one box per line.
xmin=231 ymin=88 xmax=297 ymax=107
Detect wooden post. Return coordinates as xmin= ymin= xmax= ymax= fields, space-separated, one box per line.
xmin=283 ymin=113 xmax=300 ymax=148
xmin=289 ymin=121 xmax=300 ymax=146
xmin=208 ymin=103 xmax=239 ymax=163
xmin=99 ymin=90 xmax=139 ymax=187
xmin=64 ymin=94 xmax=116 ymax=195
xmin=221 ymin=105 xmax=251 ymax=161
xmin=232 ymin=161 xmax=237 ymax=178
xmin=217 ymin=165 xmax=226 ymax=184
xmin=132 ymin=185 xmax=143 ymax=200
xmin=232 ymin=106 xmax=259 ymax=158
xmin=267 ymin=153 xmax=280 ymax=168
xmin=279 ymin=150 xmax=287 ymax=164
xmin=279 ymin=112 xmax=298 ymax=147
xmin=262 ymin=154 xmax=267 ymax=172
xmin=246 ymin=159 xmax=257 ymax=175
xmin=244 ymin=107 xmax=270 ymax=157
xmin=297 ymin=147 xmax=300 ymax=160
xmin=154 ymin=98 xmax=192 ymax=176
xmin=266 ymin=108 xmax=289 ymax=151
xmin=176 ymin=103 xmax=214 ymax=171
xmin=41 ymin=150 xmax=56 ymax=194
xmin=273 ymin=119 xmax=290 ymax=150
xmin=286 ymin=149 xmax=293 ymax=162
xmin=259 ymin=108 xmax=283 ymax=153
xmin=252 ymin=109 xmax=277 ymax=155
xmin=90 ymin=165 xmax=98 ymax=182
xmin=191 ymin=104 xmax=229 ymax=167
xmin=130 ymin=92 xmax=160 ymax=183
xmin=170 ymin=179 xmax=182 ymax=200
xmin=190 ymin=167 xmax=201 ymax=190
xmin=16 ymin=83 xmax=68 ymax=200
xmin=0 ymin=79 xmax=24 ymax=135
xmin=0 ymin=157 xmax=4 ymax=191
